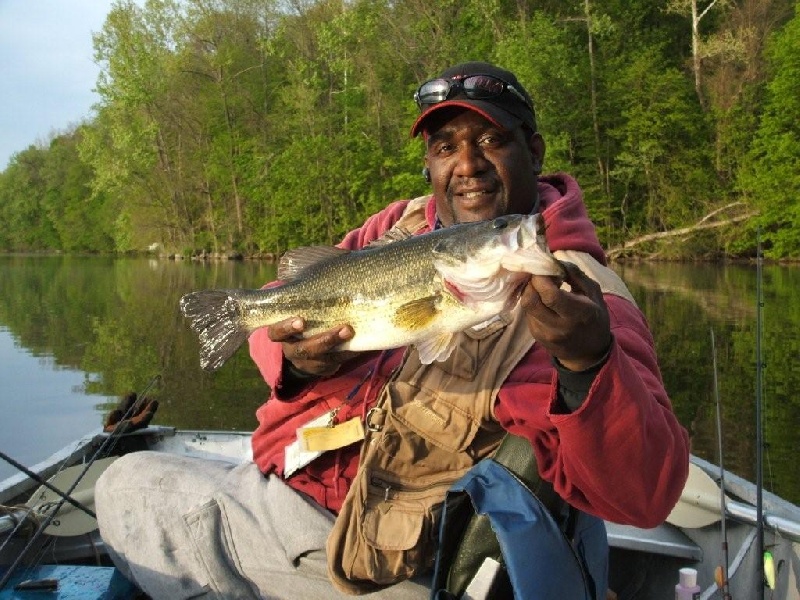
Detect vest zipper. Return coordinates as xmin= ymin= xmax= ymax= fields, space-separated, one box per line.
xmin=370 ymin=475 xmax=453 ymax=500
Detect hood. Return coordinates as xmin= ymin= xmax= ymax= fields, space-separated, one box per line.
xmin=538 ymin=173 xmax=606 ymax=265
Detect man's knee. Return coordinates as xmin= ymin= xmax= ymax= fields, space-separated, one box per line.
xmin=96 ymin=453 xmax=154 ymax=510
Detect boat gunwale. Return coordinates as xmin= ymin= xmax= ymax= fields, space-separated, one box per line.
xmin=2 ymin=427 xmax=799 ymax=547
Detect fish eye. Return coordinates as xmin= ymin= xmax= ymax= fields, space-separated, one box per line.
xmin=491 ymin=217 xmax=508 ymax=230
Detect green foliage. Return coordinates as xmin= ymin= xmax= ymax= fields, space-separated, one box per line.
xmin=608 ymin=47 xmax=717 ymax=234
xmin=494 ymin=11 xmax=588 ymax=171
xmin=738 ymin=4 xmax=800 ymax=258
xmin=0 ymin=0 xmax=798 ymax=257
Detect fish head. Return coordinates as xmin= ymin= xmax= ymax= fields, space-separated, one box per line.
xmin=432 ymin=214 xmax=549 ymax=310
xmin=497 ymin=214 xmax=566 ymax=279
xmin=432 ymin=213 xmax=530 ymax=263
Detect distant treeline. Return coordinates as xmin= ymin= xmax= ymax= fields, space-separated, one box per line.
xmin=1 ymin=0 xmax=798 ymax=259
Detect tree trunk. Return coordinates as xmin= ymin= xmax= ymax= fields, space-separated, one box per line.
xmin=692 ymin=0 xmax=705 ymax=109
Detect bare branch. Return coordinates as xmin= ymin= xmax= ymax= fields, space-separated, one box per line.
xmin=698 ymin=0 xmax=722 ymax=22
xmin=607 ymin=205 xmax=757 ymax=260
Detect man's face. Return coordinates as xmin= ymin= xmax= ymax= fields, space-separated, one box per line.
xmin=424 ymin=109 xmax=544 ymax=227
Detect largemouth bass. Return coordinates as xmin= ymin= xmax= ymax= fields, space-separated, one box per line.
xmin=180 ymin=214 xmax=564 ymax=371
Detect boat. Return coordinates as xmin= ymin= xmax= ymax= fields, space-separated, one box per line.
xmin=1 ymin=425 xmax=798 ymax=599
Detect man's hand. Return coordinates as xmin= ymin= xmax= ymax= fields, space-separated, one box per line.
xmin=520 ymin=261 xmax=612 ymax=371
xmin=104 ymin=392 xmax=159 ymax=434
xmin=268 ymin=317 xmax=358 ymax=378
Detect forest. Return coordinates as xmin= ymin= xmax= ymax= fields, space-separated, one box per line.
xmin=0 ymin=0 xmax=798 ymax=259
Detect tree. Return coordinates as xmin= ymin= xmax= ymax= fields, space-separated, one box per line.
xmin=739 ymin=4 xmax=800 ymax=258
xmin=1 ymin=0 xmax=797 ymax=257
xmin=0 ymin=146 xmax=57 ymax=251
xmin=703 ymin=0 xmax=794 ymax=184
xmin=666 ymin=0 xmax=733 ymax=109
xmin=82 ymin=0 xmax=189 ymax=252
xmin=608 ymin=47 xmax=716 ymax=239
xmin=41 ymin=128 xmax=116 ymax=252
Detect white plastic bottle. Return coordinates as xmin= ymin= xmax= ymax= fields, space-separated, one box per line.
xmin=675 ymin=567 xmax=701 ymax=600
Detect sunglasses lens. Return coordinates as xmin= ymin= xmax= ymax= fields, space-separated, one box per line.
xmin=416 ymin=79 xmax=451 ymax=105
xmin=415 ymin=74 xmax=530 ymax=113
xmin=463 ymin=75 xmax=505 ymax=99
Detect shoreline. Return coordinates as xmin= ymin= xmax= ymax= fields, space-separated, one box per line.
xmin=1 ymin=250 xmax=798 ymax=265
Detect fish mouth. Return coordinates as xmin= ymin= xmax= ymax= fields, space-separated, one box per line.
xmin=507 ymin=274 xmax=531 ymax=307
xmin=442 ymin=272 xmax=530 ymax=312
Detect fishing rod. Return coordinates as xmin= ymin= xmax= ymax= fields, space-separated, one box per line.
xmin=710 ymin=328 xmax=732 ymax=599
xmin=0 ymin=450 xmax=95 ymax=519
xmin=755 ymin=231 xmax=765 ymax=599
xmin=0 ymin=374 xmax=161 ymax=591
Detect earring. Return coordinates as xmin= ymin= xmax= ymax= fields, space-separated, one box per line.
xmin=422 ymin=167 xmax=431 ymax=183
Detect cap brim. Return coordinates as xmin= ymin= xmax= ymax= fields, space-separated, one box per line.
xmin=410 ymin=99 xmax=522 ymax=137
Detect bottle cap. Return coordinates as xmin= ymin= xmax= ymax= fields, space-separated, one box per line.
xmin=679 ymin=567 xmax=698 ymax=588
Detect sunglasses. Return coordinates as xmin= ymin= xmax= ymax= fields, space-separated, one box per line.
xmin=414 ymin=74 xmax=532 ymax=111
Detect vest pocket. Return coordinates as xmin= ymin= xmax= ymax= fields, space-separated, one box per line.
xmin=361 ymin=501 xmax=424 ymax=551
xmin=389 ymin=383 xmax=480 ymax=454
xmin=357 ymin=470 xmax=451 ymax=583
xmin=328 ymin=466 xmax=451 ymax=592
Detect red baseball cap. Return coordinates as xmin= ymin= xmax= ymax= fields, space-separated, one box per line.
xmin=410 ymin=62 xmax=537 ymax=137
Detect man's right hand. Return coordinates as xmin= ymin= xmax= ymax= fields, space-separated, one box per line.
xmin=267 ymin=317 xmax=357 ymax=378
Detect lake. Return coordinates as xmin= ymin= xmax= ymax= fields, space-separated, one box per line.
xmin=0 ymin=256 xmax=797 ymax=506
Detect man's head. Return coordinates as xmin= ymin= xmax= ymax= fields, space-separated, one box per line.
xmin=411 ymin=62 xmax=545 ymax=227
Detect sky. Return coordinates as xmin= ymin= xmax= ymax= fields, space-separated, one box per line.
xmin=0 ymin=0 xmax=117 ymax=170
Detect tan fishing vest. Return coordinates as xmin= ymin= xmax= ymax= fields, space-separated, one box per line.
xmin=326 ymin=198 xmax=635 ymax=594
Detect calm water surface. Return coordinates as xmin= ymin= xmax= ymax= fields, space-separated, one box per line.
xmin=0 ymin=256 xmax=797 ymax=506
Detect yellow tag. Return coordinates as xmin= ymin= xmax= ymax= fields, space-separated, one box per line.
xmin=284 ymin=409 xmax=335 ymax=477
xmin=299 ymin=417 xmax=365 ymax=452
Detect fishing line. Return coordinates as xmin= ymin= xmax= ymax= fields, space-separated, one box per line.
xmin=0 ymin=451 xmax=95 ymax=519
xmin=0 ymin=450 xmax=79 ymax=562
xmin=0 ymin=374 xmax=161 ymax=591
xmin=699 ymin=529 xmax=758 ymax=600
xmin=711 ymin=328 xmax=732 ymax=599
xmin=755 ymin=231 xmax=765 ymax=599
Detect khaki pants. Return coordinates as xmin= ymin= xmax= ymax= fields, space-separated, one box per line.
xmin=95 ymin=452 xmax=431 ymax=599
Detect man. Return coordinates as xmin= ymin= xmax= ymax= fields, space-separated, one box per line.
xmin=96 ymin=62 xmax=689 ymax=599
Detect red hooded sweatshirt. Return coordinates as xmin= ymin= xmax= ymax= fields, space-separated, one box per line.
xmin=248 ymin=173 xmax=689 ymax=528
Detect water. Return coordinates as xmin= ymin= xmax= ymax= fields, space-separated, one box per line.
xmin=0 ymin=255 xmax=272 ymax=482
xmin=0 ymin=326 xmax=102 ymax=470
xmin=0 ymin=256 xmax=797 ymax=506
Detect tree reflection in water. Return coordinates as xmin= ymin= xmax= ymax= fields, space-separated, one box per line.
xmin=0 ymin=256 xmax=798 ymax=505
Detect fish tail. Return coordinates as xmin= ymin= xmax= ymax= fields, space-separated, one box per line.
xmin=179 ymin=290 xmax=249 ymax=371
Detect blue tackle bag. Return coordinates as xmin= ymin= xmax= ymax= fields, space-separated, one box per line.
xmin=430 ymin=435 xmax=608 ymax=600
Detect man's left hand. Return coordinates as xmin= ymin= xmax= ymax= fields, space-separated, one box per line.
xmin=520 ymin=261 xmax=612 ymax=371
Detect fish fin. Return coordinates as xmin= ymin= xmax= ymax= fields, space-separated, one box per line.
xmin=278 ymin=246 xmax=350 ymax=281
xmin=416 ymin=333 xmax=456 ymax=364
xmin=179 ymin=290 xmax=249 ymax=371
xmin=393 ymin=296 xmax=440 ymax=330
